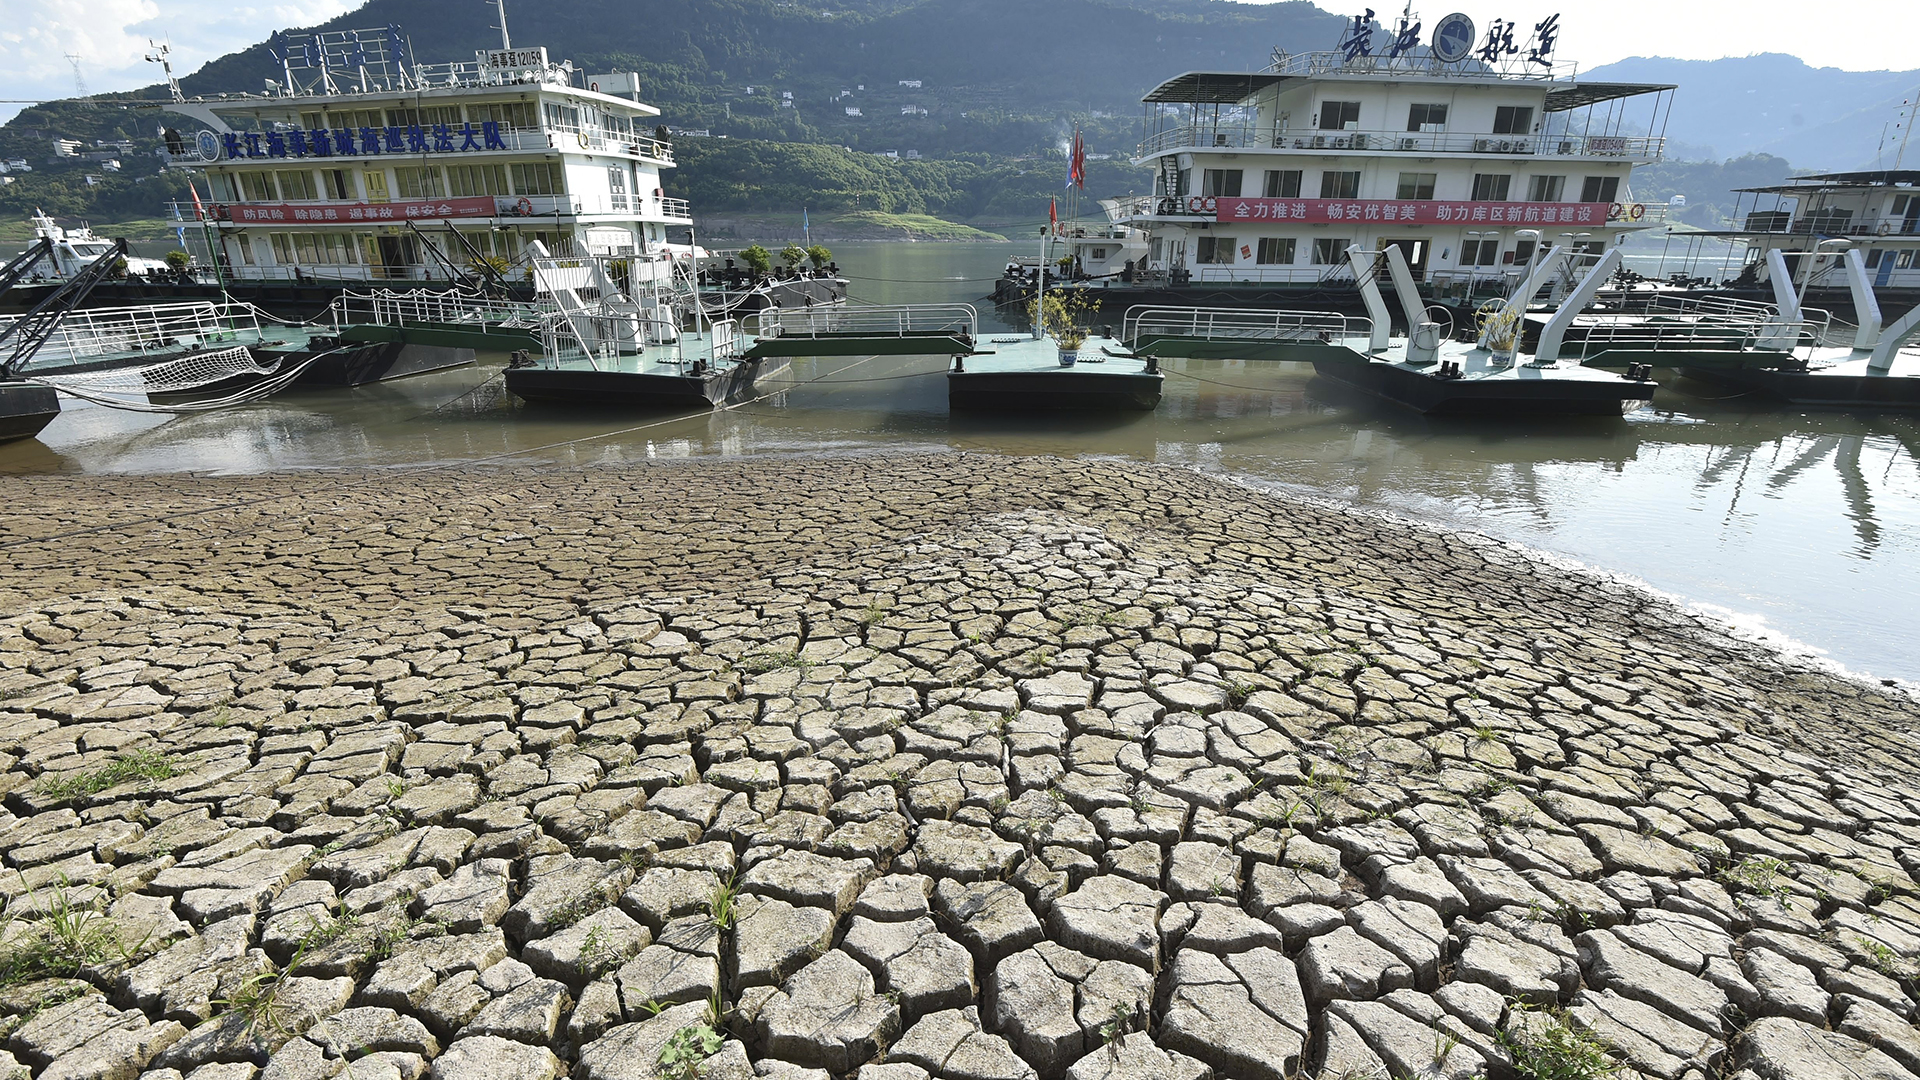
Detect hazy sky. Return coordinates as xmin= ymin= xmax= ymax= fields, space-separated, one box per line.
xmin=2 ymin=0 xmax=1915 ymax=127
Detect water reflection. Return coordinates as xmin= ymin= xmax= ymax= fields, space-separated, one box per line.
xmin=2 ymin=241 xmax=1916 ymax=683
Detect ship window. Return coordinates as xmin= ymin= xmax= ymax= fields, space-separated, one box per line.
xmin=1311 ymin=238 xmax=1349 ymax=265
xmin=1493 ymin=106 xmax=1533 ymax=134
xmin=511 ymin=162 xmax=565 ymax=196
xmin=240 ymin=172 xmax=276 ymax=201
xmin=1176 ymin=169 xmax=1191 ymax=196
xmin=1396 ymin=173 xmax=1436 ymax=200
xmin=299 ymin=111 xmax=324 ymax=130
xmin=1461 ymin=239 xmax=1501 ymax=266
xmin=209 ymin=173 xmax=239 ymax=202
xmin=419 ymin=106 xmax=463 ymax=128
xmin=364 ymin=170 xmax=390 ymax=203
xmin=543 ymin=102 xmax=582 ymax=131
xmin=1527 ymin=175 xmax=1565 ymax=202
xmin=275 ymin=170 xmax=318 ymax=200
xmin=1580 ymin=175 xmax=1620 ymax=203
xmin=1471 ymin=174 xmax=1512 ymax=201
xmin=322 ymin=169 xmax=355 ymax=200
xmin=608 ymin=166 xmax=630 ymax=211
xmin=394 ymin=166 xmax=446 ymax=200
xmin=1866 ymin=250 xmax=1884 ymax=268
xmin=386 ymin=108 xmax=422 ymax=128
xmin=1319 ymin=101 xmax=1361 ymax=131
xmin=1900 ymin=251 xmax=1917 ymax=270
xmin=1263 ymin=170 xmax=1302 ymax=198
xmin=1320 ymin=171 xmax=1362 ymax=199
xmin=1201 ymin=169 xmax=1243 ymax=197
xmin=1513 ymin=239 xmax=1537 ymax=264
xmin=469 ymin=102 xmax=537 ymax=129
xmin=326 ymin=109 xmax=383 ymax=130
xmin=1256 ymin=238 xmax=1296 ymax=264
xmin=1196 ymin=236 xmax=1236 ymax=264
xmin=1407 ymin=104 xmax=1447 ymax=132
xmin=447 ymin=164 xmax=509 ymax=197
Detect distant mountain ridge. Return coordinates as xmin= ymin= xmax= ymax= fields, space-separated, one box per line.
xmin=1584 ymin=53 xmax=1920 ymax=170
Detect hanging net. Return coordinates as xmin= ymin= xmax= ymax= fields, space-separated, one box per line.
xmin=24 ymin=345 xmax=328 ymax=413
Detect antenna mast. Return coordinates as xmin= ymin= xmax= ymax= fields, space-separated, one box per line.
xmin=144 ymin=40 xmax=183 ymax=102
xmin=491 ymin=0 xmax=512 ymax=50
xmin=65 ymin=54 xmax=87 ymax=98
xmin=1897 ymin=87 xmax=1918 ymax=171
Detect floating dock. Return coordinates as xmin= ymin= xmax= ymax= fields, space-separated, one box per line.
xmin=949 ymin=335 xmax=1163 ymax=412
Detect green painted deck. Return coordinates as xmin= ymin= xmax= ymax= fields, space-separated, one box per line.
xmin=337 ymin=321 xmax=542 ymax=352
xmin=743 ymin=329 xmax=974 ymax=358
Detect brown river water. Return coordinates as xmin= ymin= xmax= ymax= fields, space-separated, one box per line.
xmin=4 ymin=241 xmax=1917 ymax=686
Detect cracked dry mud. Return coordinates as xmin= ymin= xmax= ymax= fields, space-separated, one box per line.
xmin=0 ymin=454 xmax=1917 ymax=1080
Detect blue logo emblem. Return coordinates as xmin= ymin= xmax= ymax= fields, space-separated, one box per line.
xmin=196 ymin=130 xmax=220 ymax=161
xmin=1432 ymin=13 xmax=1475 ymax=63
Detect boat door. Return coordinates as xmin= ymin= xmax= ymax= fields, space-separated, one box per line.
xmin=374 ymin=235 xmax=417 ymax=280
xmin=1383 ymin=239 xmax=1427 ymax=276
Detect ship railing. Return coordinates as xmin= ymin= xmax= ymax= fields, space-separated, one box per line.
xmin=1138 ymin=126 xmax=1661 ymax=159
xmin=1121 ymin=305 xmax=1371 ymax=348
xmin=1564 ymin=306 xmax=1833 ymax=363
xmin=538 ymin=309 xmax=737 ymax=371
xmin=1192 ymin=266 xmax=1355 ymax=284
xmin=1262 ymin=49 xmax=1579 ymax=82
xmin=320 ymin=288 xmax=553 ymax=331
xmin=0 ymin=300 xmax=267 ymax=365
xmin=538 ymin=122 xmax=675 ymax=163
xmin=755 ymin=304 xmax=978 ymax=340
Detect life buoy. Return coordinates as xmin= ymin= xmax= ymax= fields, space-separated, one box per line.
xmin=654 ymin=188 xmax=663 ymax=198
xmin=577 ymin=132 xmax=590 ymax=149
xmin=516 ymin=197 xmax=534 ymax=216
xmin=1608 ymin=202 xmax=1624 ymax=221
xmin=1629 ymin=203 xmax=1645 ymax=221
xmin=1185 ymin=195 xmax=1217 ymax=214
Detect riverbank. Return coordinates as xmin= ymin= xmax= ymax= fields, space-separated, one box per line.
xmin=2 ymin=454 xmax=1918 ymax=1080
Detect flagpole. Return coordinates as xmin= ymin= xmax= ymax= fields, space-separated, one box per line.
xmin=1035 ymin=199 xmax=1050 ymax=340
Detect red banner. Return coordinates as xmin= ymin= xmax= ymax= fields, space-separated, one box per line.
xmin=1211 ymin=198 xmax=1614 ymax=227
xmin=222 ymin=197 xmax=497 ymax=225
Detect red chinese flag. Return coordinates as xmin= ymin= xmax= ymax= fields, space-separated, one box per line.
xmin=188 ymin=181 xmax=207 ymax=221
xmin=1049 ymin=196 xmax=1057 ymax=228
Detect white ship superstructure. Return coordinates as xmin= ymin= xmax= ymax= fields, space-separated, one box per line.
xmin=1712 ymin=171 xmax=1920 ymax=294
xmin=158 ymin=23 xmax=691 ymax=285
xmin=1122 ymin=11 xmax=1674 ymax=296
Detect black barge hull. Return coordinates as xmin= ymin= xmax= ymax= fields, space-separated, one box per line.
xmin=1312 ymin=358 xmax=1652 ymax=416
xmin=505 ymin=358 xmax=788 ymax=410
xmin=948 ymin=370 xmax=1163 ymax=412
xmin=0 ymin=384 xmax=61 ymax=443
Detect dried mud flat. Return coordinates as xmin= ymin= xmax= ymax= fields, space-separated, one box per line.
xmin=0 ymin=453 xmax=1918 ymax=1080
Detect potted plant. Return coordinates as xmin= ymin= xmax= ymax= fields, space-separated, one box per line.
xmin=780 ymin=243 xmax=807 ymax=271
xmin=740 ymin=244 xmax=773 ymax=279
xmin=1031 ymin=287 xmax=1097 ymax=366
xmin=806 ymin=244 xmax=833 ymax=271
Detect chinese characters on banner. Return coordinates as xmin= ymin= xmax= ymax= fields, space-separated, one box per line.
xmin=1213 ymin=198 xmax=1612 ymax=226
xmin=221 ymin=122 xmax=509 ymax=161
xmin=221 ymin=197 xmax=498 ymax=223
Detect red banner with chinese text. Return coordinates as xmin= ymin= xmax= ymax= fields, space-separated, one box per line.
xmin=1211 ymin=198 xmax=1614 ymax=227
xmin=222 ymin=198 xmax=498 ymax=225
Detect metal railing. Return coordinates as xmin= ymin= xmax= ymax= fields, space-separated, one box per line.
xmin=1121 ymin=305 xmax=1371 ymax=348
xmin=1263 ymin=49 xmax=1579 ymax=82
xmin=166 ymin=123 xmax=673 ymax=166
xmin=319 ymin=288 xmax=552 ymax=331
xmin=1138 ymin=126 xmax=1662 ymax=160
xmin=1565 ymin=306 xmax=1832 ymax=364
xmin=755 ymin=303 xmax=978 ymax=340
xmin=0 ymin=300 xmax=272 ymax=367
xmin=539 ymin=309 xmax=737 ymax=371
xmin=1738 ymin=214 xmax=1920 ymax=238
xmin=1192 ymin=266 xmax=1354 ymax=284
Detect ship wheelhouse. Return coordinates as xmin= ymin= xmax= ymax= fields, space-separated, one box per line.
xmin=159 ymin=31 xmax=692 ymax=285
xmin=1710 ymin=172 xmax=1920 ymax=294
xmin=1125 ymin=46 xmax=1674 ymax=297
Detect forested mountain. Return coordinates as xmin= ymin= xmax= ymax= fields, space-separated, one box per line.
xmin=1585 ymin=54 xmax=1920 ymax=170
xmin=7 ymin=0 xmax=1917 ymax=233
